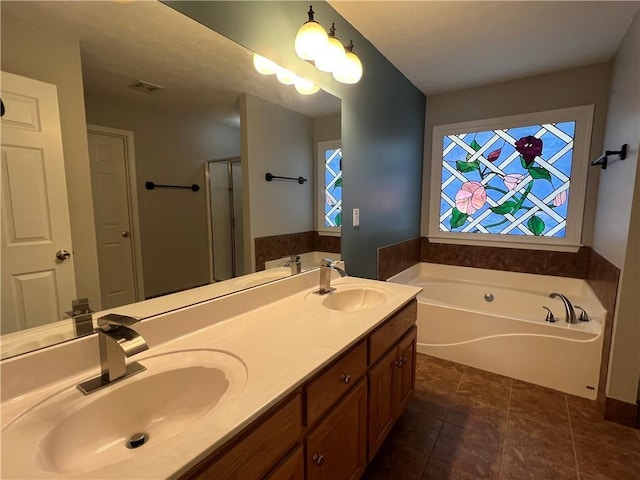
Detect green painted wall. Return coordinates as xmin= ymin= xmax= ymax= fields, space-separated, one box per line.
xmin=163 ymin=1 xmax=425 ymax=278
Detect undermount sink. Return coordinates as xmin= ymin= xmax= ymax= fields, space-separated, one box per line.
xmin=307 ymin=285 xmax=392 ymax=312
xmin=1 ymin=349 xmax=247 ymax=478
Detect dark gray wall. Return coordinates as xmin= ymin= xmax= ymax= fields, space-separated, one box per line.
xmin=163 ymin=1 xmax=426 ymax=278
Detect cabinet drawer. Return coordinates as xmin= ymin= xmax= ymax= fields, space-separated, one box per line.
xmin=306 ymin=340 xmax=367 ymax=426
xmin=369 ymin=300 xmax=417 ymax=365
xmin=186 ymin=394 xmax=302 ymax=480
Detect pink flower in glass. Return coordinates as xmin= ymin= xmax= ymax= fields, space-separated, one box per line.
xmin=503 ymin=173 xmax=525 ymax=191
xmin=455 ymin=181 xmax=487 ymax=215
xmin=553 ymin=190 xmax=568 ymax=207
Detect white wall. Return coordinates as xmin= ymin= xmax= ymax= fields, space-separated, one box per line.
xmin=595 ymin=12 xmax=640 ymax=404
xmin=85 ymin=93 xmax=240 ymax=298
xmin=240 ymin=94 xmax=315 ymax=272
xmin=1 ymin=14 xmax=102 ymax=309
xmin=421 ymin=63 xmax=612 ymax=245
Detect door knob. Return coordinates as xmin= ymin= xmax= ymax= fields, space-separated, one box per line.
xmin=56 ymin=250 xmax=71 ymax=261
xmin=122 ymin=231 xmax=131 ymax=238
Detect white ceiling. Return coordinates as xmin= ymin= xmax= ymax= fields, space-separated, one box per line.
xmin=3 ymin=0 xmax=638 ymax=117
xmin=1 ymin=1 xmax=342 ymax=127
xmin=329 ymin=1 xmax=640 ymax=94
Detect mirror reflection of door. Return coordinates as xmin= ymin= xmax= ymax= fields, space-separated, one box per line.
xmin=87 ymin=126 xmax=143 ymax=309
xmin=207 ymin=158 xmax=244 ymax=282
xmin=1 ymin=71 xmax=77 ymax=334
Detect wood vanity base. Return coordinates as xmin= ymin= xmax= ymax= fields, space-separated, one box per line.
xmin=180 ymin=299 xmax=417 ymax=480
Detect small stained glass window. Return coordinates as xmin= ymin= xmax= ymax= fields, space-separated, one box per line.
xmin=324 ymin=146 xmax=342 ymax=227
xmin=429 ymin=106 xmax=593 ymax=250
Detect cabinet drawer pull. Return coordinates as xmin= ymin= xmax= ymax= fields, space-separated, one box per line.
xmin=312 ymin=453 xmax=325 ymax=466
xmin=340 ymin=374 xmax=351 ymax=384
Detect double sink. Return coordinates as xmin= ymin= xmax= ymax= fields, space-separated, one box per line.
xmin=1 ymin=279 xmax=394 ymax=479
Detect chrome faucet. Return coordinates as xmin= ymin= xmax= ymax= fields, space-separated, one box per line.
xmin=65 ymin=297 xmax=94 ymax=336
xmin=549 ymin=293 xmax=578 ymax=324
xmin=317 ymin=258 xmax=347 ymax=295
xmin=77 ymin=314 xmax=148 ymax=395
xmin=283 ymin=255 xmax=302 ymax=275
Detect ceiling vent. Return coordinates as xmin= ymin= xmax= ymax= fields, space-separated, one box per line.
xmin=128 ymin=80 xmax=163 ymax=94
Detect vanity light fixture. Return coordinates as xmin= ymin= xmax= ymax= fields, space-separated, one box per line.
xmin=252 ymin=52 xmax=320 ymax=95
xmin=275 ymin=67 xmax=297 ymax=85
xmin=332 ymin=40 xmax=363 ymax=84
xmin=294 ymin=5 xmax=329 ymax=61
xmin=294 ymin=6 xmax=363 ymax=84
xmin=252 ymin=54 xmax=279 ymax=75
xmin=294 ymin=76 xmax=320 ymax=95
xmin=314 ymin=23 xmax=346 ymax=73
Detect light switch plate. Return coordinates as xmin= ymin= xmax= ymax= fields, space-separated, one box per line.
xmin=353 ymin=208 xmax=360 ymax=227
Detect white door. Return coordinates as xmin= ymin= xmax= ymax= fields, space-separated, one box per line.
xmin=1 ymin=71 xmax=77 ymax=334
xmin=87 ymin=131 xmax=137 ymax=309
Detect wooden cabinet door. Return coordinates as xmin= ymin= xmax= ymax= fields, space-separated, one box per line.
xmin=367 ymin=346 xmax=398 ymax=461
xmin=395 ymin=326 xmax=417 ymax=416
xmin=306 ymin=380 xmax=367 ymax=480
xmin=265 ymin=446 xmax=304 ymax=480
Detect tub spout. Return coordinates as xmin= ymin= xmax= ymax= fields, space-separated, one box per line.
xmin=549 ymin=293 xmax=577 ymax=324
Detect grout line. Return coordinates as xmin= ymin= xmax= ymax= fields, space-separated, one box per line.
xmin=419 ymin=409 xmax=448 ymax=479
xmin=497 ymin=379 xmax=513 ymax=480
xmin=453 ymin=365 xmax=467 ymax=393
xmin=565 ymin=395 xmax=581 ymax=479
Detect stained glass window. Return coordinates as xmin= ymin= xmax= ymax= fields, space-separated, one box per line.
xmin=429 ymin=106 xmax=593 ymax=249
xmin=320 ymin=142 xmax=342 ymax=229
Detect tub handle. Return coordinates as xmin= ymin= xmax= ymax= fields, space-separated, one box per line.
xmin=575 ymin=305 xmax=589 ymax=322
xmin=542 ymin=306 xmax=556 ymax=323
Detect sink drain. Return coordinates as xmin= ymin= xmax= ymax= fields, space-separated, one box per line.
xmin=126 ymin=432 xmax=149 ymax=449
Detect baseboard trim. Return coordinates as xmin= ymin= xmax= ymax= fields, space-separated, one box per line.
xmin=604 ymin=396 xmax=639 ymax=429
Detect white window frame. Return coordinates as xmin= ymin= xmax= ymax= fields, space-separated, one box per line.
xmin=316 ymin=140 xmax=342 ymax=236
xmin=428 ymin=105 xmax=594 ymax=251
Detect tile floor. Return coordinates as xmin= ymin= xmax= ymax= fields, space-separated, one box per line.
xmin=364 ymin=353 xmax=640 ymax=480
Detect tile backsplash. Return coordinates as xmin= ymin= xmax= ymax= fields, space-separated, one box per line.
xmin=254 ymin=231 xmax=340 ymax=271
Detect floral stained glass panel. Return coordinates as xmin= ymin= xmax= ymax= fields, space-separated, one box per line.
xmin=439 ymin=122 xmax=575 ymax=237
xmin=324 ymin=147 xmax=342 ymax=227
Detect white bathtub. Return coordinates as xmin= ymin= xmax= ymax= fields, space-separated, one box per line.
xmin=388 ymin=263 xmax=607 ymax=399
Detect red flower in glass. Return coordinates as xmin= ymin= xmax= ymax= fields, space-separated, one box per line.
xmin=515 ymin=136 xmax=543 ymax=167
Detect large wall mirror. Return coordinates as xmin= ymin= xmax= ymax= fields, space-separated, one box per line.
xmin=0 ymin=1 xmax=342 ymax=359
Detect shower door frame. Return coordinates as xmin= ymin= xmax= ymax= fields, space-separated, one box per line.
xmin=204 ymin=157 xmax=242 ymax=283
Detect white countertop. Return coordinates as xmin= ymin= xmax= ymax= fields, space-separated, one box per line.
xmin=0 ymin=272 xmax=421 ymax=479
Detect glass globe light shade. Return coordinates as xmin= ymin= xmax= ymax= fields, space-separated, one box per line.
xmin=333 ymin=50 xmax=363 ymax=84
xmin=276 ymin=67 xmax=297 ymax=85
xmin=294 ymin=77 xmax=320 ymax=95
xmin=314 ymin=36 xmax=347 ymax=73
xmin=253 ymin=54 xmax=279 ymax=75
xmin=295 ymin=21 xmax=329 ymax=61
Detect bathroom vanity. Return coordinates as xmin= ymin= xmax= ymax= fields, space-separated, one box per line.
xmin=181 ymin=301 xmax=417 ymax=480
xmin=0 ymin=269 xmax=421 ymax=480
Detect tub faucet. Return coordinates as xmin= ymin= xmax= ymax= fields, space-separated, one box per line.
xmin=317 ymin=258 xmax=347 ymax=295
xmin=549 ymin=293 xmax=578 ymax=324
xmin=77 ymin=314 xmax=148 ymax=395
